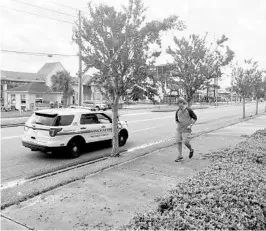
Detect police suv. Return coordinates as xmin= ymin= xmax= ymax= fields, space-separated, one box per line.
xmin=22 ymin=108 xmax=129 ymax=158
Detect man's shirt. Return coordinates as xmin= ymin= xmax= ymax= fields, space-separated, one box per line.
xmin=175 ymin=107 xmax=197 ymax=132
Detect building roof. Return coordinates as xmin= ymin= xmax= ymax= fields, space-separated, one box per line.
xmin=37 ymin=62 xmax=65 ymax=76
xmin=6 ymin=82 xmax=59 ymax=93
xmin=0 ymin=70 xmax=45 ymax=82
xmin=72 ymin=75 xmax=93 ymax=85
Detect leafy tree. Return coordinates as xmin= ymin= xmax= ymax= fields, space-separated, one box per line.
xmin=51 ymin=71 xmax=74 ymax=105
xmin=130 ymin=85 xmax=146 ymax=101
xmin=73 ymin=0 xmax=185 ymax=156
xmin=231 ymin=59 xmax=258 ymax=118
xmin=167 ymin=34 xmax=234 ymax=105
xmin=252 ymin=69 xmax=265 ymax=114
xmin=264 ymin=76 xmax=266 ymax=112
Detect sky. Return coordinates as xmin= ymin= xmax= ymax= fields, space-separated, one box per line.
xmin=0 ymin=0 xmax=266 ymax=88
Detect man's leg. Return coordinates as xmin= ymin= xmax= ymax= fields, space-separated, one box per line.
xmin=183 ymin=133 xmax=194 ymax=158
xmin=175 ymin=130 xmax=183 ymax=162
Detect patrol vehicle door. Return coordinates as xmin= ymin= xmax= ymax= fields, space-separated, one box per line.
xmin=95 ymin=113 xmax=112 ymax=140
xmin=79 ymin=113 xmax=103 ymax=142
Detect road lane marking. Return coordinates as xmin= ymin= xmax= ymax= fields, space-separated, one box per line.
xmin=131 ymin=126 xmax=156 ymax=133
xmin=129 ymin=116 xmax=172 ymax=123
xmin=120 ymin=112 xmax=151 ymax=117
xmin=127 ymin=137 xmax=173 ymax=152
xmin=1 ymin=135 xmax=22 ymax=140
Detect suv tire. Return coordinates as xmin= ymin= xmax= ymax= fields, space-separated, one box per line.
xmin=119 ymin=130 xmax=128 ymax=147
xmin=68 ymin=139 xmax=82 ymax=158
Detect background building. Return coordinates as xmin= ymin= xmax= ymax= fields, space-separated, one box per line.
xmin=1 ymin=62 xmax=103 ymax=110
xmin=5 ymin=82 xmax=62 ymax=111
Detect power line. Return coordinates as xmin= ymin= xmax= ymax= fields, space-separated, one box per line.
xmin=11 ymin=0 xmax=76 ymax=18
xmin=0 ymin=6 xmax=74 ymax=24
xmin=50 ymin=1 xmax=79 ymax=11
xmin=49 ymin=1 xmax=89 ymax=14
xmin=0 ymin=49 xmax=77 ymax=57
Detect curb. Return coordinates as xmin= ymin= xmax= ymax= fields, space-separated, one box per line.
xmin=1 ymin=123 xmax=25 ymax=128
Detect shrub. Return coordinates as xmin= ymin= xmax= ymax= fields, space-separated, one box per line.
xmin=124 ymin=129 xmax=266 ymax=230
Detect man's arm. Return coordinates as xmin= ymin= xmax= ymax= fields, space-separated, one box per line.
xmin=175 ymin=109 xmax=180 ymax=123
xmin=187 ymin=108 xmax=197 ymax=128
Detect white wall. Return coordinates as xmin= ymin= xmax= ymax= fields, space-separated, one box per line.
xmin=3 ymin=84 xmax=8 ymax=107
xmin=43 ymin=93 xmax=62 ymax=102
xmin=15 ymin=94 xmax=20 ymax=110
xmin=28 ymin=94 xmax=35 ymax=110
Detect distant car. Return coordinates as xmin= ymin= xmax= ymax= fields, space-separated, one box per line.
xmin=94 ymin=101 xmax=109 ymax=110
xmin=83 ymin=100 xmax=108 ymax=111
xmin=82 ymin=100 xmax=97 ymax=110
xmin=22 ymin=108 xmax=129 ymax=158
xmin=101 ymin=100 xmax=124 ymax=109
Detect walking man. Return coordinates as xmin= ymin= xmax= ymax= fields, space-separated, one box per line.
xmin=175 ymin=97 xmax=197 ymax=162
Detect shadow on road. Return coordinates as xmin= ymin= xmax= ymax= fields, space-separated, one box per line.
xmin=35 ymin=140 xmax=112 ymax=160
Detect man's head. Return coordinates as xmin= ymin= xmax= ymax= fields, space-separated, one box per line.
xmin=177 ymin=97 xmax=187 ymax=109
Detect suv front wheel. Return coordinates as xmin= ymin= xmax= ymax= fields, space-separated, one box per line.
xmin=119 ymin=130 xmax=128 ymax=146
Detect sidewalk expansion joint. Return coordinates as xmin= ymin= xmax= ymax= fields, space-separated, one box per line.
xmin=1 ymin=214 xmax=35 ymax=230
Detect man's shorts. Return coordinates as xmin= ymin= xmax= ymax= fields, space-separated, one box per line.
xmin=176 ymin=130 xmax=191 ymax=143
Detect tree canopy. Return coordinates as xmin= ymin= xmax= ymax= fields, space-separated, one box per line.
xmin=253 ymin=69 xmax=266 ymax=99
xmin=73 ymin=0 xmax=185 ymax=102
xmin=167 ymin=34 xmax=234 ymax=104
xmin=231 ymin=59 xmax=258 ymax=98
xmin=51 ymin=71 xmax=74 ymax=105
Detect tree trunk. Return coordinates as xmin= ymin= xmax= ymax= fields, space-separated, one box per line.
xmin=265 ymin=97 xmax=266 ymax=112
xmin=255 ymin=97 xmax=259 ymax=115
xmin=206 ymin=87 xmax=209 ymax=103
xmin=111 ymin=95 xmax=120 ymax=156
xmin=242 ymin=97 xmax=246 ymax=119
xmin=169 ymin=90 xmax=172 ymax=105
xmin=188 ymin=97 xmax=193 ymax=107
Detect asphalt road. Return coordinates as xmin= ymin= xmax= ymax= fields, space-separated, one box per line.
xmin=1 ymin=102 xmax=265 ymax=185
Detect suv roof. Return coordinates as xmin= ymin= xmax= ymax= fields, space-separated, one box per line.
xmin=35 ymin=108 xmax=101 ymax=116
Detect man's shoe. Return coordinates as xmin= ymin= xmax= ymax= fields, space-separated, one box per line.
xmin=189 ymin=149 xmax=194 ymax=158
xmin=175 ymin=157 xmax=184 ymax=162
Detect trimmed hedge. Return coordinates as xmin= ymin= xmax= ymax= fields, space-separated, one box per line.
xmin=124 ymin=129 xmax=266 ymax=230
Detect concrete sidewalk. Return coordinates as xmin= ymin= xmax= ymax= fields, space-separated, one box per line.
xmin=1 ymin=114 xmax=266 ymax=230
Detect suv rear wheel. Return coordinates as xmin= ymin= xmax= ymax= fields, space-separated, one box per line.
xmin=68 ymin=139 xmax=82 ymax=158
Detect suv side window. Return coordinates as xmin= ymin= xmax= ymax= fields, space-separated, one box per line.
xmin=54 ymin=115 xmax=74 ymax=126
xmin=80 ymin=114 xmax=99 ymax=125
xmin=96 ymin=113 xmax=111 ymax=124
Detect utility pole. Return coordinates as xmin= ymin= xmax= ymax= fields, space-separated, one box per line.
xmin=78 ymin=10 xmax=82 ymax=106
